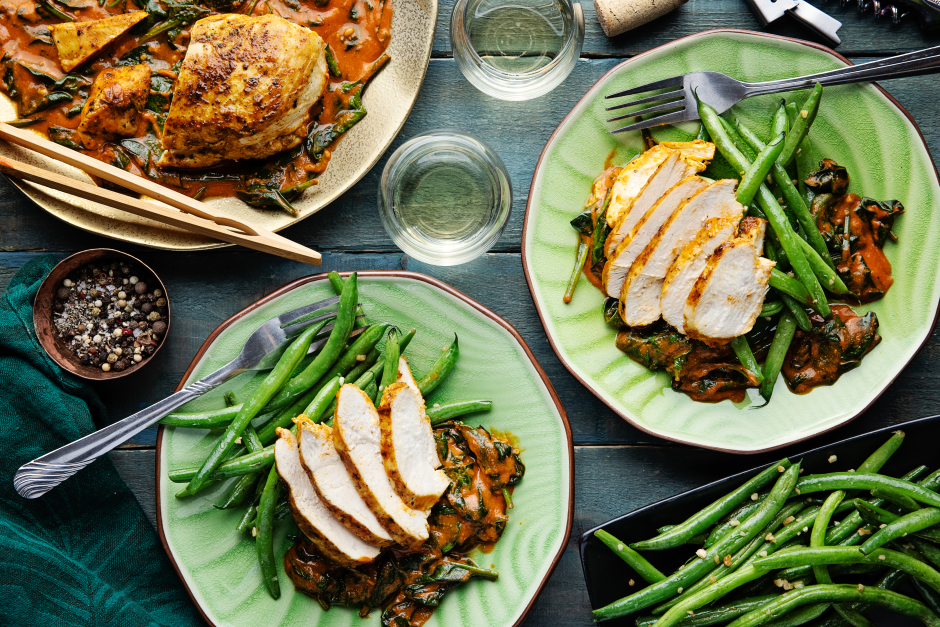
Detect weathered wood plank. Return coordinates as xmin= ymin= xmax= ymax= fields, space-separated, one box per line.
xmin=3 ymin=250 xmax=938 ymax=448
xmin=433 ymin=0 xmax=940 ymax=59
xmin=2 ymin=57 xmax=939 ymax=255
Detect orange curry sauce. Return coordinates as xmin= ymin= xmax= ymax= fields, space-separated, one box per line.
xmin=0 ymin=0 xmax=392 ymax=200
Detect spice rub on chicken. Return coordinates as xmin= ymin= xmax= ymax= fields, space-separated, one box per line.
xmin=157 ymin=14 xmax=328 ymax=169
xmin=567 ymin=136 xmax=901 ymax=403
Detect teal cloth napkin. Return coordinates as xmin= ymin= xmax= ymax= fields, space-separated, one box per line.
xmin=0 ymin=255 xmax=204 ymax=626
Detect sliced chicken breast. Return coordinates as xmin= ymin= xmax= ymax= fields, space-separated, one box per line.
xmin=737 ymin=216 xmax=767 ymax=250
xmin=661 ymin=217 xmax=740 ymax=333
xmin=605 ymin=141 xmax=715 ymax=229
xmin=332 ymin=384 xmax=429 ymax=547
xmin=621 ymin=179 xmax=744 ymax=327
xmin=602 ymin=176 xmax=710 ymax=298
xmin=274 ymin=428 xmax=380 ymax=567
xmin=604 ymin=151 xmax=704 ymax=257
xmin=394 ymin=356 xmax=421 ymax=397
xmin=378 ymin=382 xmax=449 ymax=511
xmin=683 ymin=224 xmax=775 ymax=344
xmin=297 ymin=419 xmax=394 ymax=546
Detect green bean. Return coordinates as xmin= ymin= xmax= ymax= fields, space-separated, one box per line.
xmin=762 ymin=603 xmax=830 ymax=627
xmin=731 ymin=336 xmax=765 ymax=384
xmin=344 ymin=347 xmax=379 ymax=383
xmin=760 ymin=301 xmax=784 ymax=318
xmin=301 ymin=376 xmax=342 ymax=422
xmin=769 ymin=270 xmax=812 ymax=305
xmin=760 ymin=312 xmax=797 ymax=402
xmin=826 ymin=464 xmax=925 ymax=545
xmin=780 ymin=294 xmax=812 ymax=333
xmin=913 ymin=540 xmax=940 ymax=571
xmin=417 ymin=335 xmax=458 ymax=397
xmin=779 ymin=84 xmax=823 ymax=168
xmin=380 ymin=328 xmax=400 ymax=392
xmin=364 ymin=379 xmax=379 ymax=404
xmin=737 ymin=132 xmax=785 ymax=208
xmin=812 ymin=492 xmax=844 ymax=581
xmin=736 ymin=117 xmax=835 ymax=274
xmin=913 ymin=578 xmax=940 ymax=617
xmin=653 ymin=561 xmax=770 ymax=627
xmin=921 ymin=468 xmax=940 ymax=492
xmin=320 ymin=322 xmax=388 ymax=383
xmin=796 ymin=473 xmax=940 ymax=508
xmin=592 ymin=190 xmax=614 ymax=267
xmin=753 ymin=546 xmax=940 ymax=594
xmin=699 ymin=99 xmax=829 ymax=316
xmin=236 ymin=502 xmax=257 ymax=534
xmin=214 ymin=472 xmax=260 ymax=509
xmin=564 ymin=239 xmax=590 ymax=303
xmin=256 ymin=464 xmax=281 ymax=599
xmin=427 ymin=400 xmax=493 ymax=425
xmin=257 ymin=386 xmax=317 ymax=445
xmin=795 ymin=238 xmax=848 ymax=294
xmin=160 ymin=405 xmax=242 ymax=428
xmin=871 ymin=487 xmax=920 ymax=511
xmin=703 ymin=493 xmax=769 ymax=549
xmin=176 ymin=320 xmax=325 ymax=498
xmin=633 ymin=460 xmax=791 ymax=551
xmin=637 ymin=595 xmax=779 ymax=627
xmin=264 ymin=274 xmax=358 ymax=411
xmin=855 ymin=499 xmax=901 ymax=526
xmin=595 ymin=529 xmax=666 ymax=583
xmin=592 ymin=464 xmax=801 ymax=621
xmin=728 ymin=584 xmax=940 ymax=627
xmin=169 ymin=444 xmax=275 ymax=483
xmin=795 ymin=139 xmax=815 ymax=210
xmin=328 ymin=270 xmax=369 ymax=328
xmin=243 ymin=424 xmax=263 ymax=453
xmin=860 ymin=508 xmax=940 ymax=555
xmin=224 ymin=391 xmax=238 ymax=407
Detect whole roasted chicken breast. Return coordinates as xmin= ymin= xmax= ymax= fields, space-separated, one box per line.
xmin=158 ymin=14 xmax=327 ymax=168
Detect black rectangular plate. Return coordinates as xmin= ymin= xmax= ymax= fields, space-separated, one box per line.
xmin=579 ymin=414 xmax=940 ymax=626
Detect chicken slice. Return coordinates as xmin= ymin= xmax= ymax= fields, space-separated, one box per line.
xmin=77 ymin=64 xmax=150 ymax=149
xmin=737 ymin=216 xmax=767 ymax=250
xmin=297 ymin=418 xmax=394 ymax=547
xmin=661 ymin=217 xmax=740 ymax=333
xmin=621 ymin=179 xmax=744 ymax=327
xmin=394 ymin=356 xmax=421 ymax=397
xmin=378 ymin=382 xmax=449 ymax=511
xmin=683 ymin=222 xmax=775 ymax=344
xmin=604 ymin=151 xmax=704 ymax=257
xmin=50 ymin=11 xmax=147 ymax=72
xmin=603 ymin=175 xmax=710 ymax=299
xmin=158 ymin=14 xmax=327 ymax=168
xmin=332 ymin=384 xmax=429 ymax=547
xmin=275 ymin=428 xmax=380 ymax=567
xmin=605 ymin=141 xmax=715 ymax=228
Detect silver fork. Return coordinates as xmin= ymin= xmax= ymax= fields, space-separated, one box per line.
xmin=14 ymin=294 xmax=366 ymax=499
xmin=605 ymin=44 xmax=940 ymax=134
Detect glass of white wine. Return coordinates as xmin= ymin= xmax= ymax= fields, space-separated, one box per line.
xmin=378 ymin=131 xmax=512 ymax=266
xmin=450 ymin=0 xmax=584 ymax=101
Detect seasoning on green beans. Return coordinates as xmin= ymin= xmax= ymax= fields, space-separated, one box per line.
xmin=592 ymin=464 xmax=801 ymax=621
xmin=594 ymin=529 xmax=666 ymax=584
xmin=728 ymin=585 xmax=940 ymax=627
xmin=427 ymin=399 xmax=493 ymax=425
xmin=859 ymin=507 xmax=940 ymax=555
xmin=636 ymin=595 xmax=777 ymax=627
xmin=704 ymin=493 xmax=768 ymax=549
xmin=321 ymin=322 xmax=388 ymax=383
xmin=256 ymin=464 xmax=282 ymax=599
xmin=176 ymin=319 xmax=326 ymax=498
xmin=795 ymin=473 xmax=940 ymax=508
xmin=264 ymin=274 xmax=359 ymax=411
xmin=417 ymin=335 xmax=458 ymax=397
xmin=633 ymin=460 xmax=790 ymax=551
xmin=169 ymin=444 xmax=275 ymax=483
xmin=769 ymin=269 xmax=812 ymax=305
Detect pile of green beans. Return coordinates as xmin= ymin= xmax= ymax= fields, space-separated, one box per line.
xmin=593 ymin=430 xmax=940 ymax=627
xmin=161 ymin=272 xmax=498 ymax=599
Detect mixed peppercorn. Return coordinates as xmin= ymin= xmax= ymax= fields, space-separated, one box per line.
xmin=52 ymin=258 xmax=168 ymax=372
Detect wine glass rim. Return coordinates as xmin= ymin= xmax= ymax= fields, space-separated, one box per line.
xmin=456 ymin=0 xmax=581 ymax=80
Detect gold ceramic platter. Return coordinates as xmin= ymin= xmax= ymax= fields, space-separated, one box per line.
xmin=0 ymin=0 xmax=437 ymax=250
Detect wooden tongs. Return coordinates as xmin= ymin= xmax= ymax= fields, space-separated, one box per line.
xmin=0 ymin=121 xmax=321 ymax=265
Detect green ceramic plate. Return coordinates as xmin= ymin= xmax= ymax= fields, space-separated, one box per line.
xmin=156 ymin=272 xmax=572 ymax=627
xmin=522 ymin=30 xmax=940 ymax=453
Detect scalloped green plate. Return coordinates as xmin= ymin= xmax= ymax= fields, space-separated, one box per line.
xmin=156 ymin=272 xmax=572 ymax=626
xmin=522 ymin=29 xmax=940 ymax=453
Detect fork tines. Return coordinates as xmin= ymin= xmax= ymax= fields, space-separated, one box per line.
xmin=604 ymin=75 xmax=692 ymax=135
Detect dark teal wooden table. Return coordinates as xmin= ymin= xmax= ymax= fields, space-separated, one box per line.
xmin=3 ymin=1 xmax=940 ymax=623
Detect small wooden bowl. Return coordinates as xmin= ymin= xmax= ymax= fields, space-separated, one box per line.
xmin=33 ymin=249 xmax=171 ymax=381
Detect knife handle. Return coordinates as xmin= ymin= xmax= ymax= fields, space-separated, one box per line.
xmin=787 ymin=2 xmax=843 ymax=46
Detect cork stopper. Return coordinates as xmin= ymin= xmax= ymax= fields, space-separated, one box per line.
xmin=593 ymin=0 xmax=687 ymax=38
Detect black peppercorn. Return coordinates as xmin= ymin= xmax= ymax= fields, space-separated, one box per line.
xmin=143 ymin=345 xmax=155 ymax=355
xmin=141 ymin=303 xmax=153 ymax=314
xmin=152 ymin=321 xmax=167 ymax=335
xmin=113 ymin=360 xmax=126 ymax=372
xmin=53 ymin=302 xmax=64 ymax=313
xmin=135 ymin=282 xmax=148 ymax=295
xmin=56 ymin=287 xmax=70 ymax=300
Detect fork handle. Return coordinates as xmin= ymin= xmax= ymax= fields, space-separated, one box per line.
xmin=743 ymin=45 xmax=940 ymax=97
xmin=12 ymin=361 xmax=240 ymax=499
